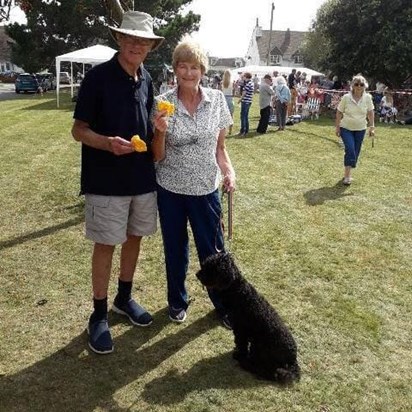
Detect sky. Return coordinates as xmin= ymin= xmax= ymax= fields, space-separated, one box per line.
xmin=183 ymin=0 xmax=328 ymax=57
xmin=8 ymin=0 xmax=327 ymax=58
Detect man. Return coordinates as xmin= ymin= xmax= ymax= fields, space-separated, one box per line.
xmin=256 ymin=74 xmax=275 ymax=134
xmin=71 ymin=11 xmax=164 ymax=355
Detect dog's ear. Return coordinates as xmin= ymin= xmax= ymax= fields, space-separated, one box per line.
xmin=213 ymin=252 xmax=242 ymax=290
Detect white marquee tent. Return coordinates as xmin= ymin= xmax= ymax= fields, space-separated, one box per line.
xmin=55 ymin=45 xmax=117 ymax=107
xmin=230 ymin=65 xmax=324 ymax=81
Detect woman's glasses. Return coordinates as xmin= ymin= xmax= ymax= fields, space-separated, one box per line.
xmin=354 ymin=82 xmax=365 ymax=87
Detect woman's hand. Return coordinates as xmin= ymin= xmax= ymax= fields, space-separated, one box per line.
xmin=222 ymin=172 xmax=236 ymax=193
xmin=152 ymin=111 xmax=169 ymax=133
xmin=335 ymin=126 xmax=341 ymax=137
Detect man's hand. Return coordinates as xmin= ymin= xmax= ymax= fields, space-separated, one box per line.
xmin=108 ymin=136 xmax=134 ymax=155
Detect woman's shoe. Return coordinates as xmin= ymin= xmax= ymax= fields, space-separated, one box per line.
xmin=343 ymin=177 xmax=352 ymax=185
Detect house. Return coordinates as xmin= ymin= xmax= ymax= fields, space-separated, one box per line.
xmin=208 ymin=56 xmax=246 ymax=74
xmin=0 ymin=25 xmax=22 ymax=73
xmin=245 ymin=19 xmax=307 ymax=68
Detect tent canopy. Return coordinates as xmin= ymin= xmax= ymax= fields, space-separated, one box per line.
xmin=55 ymin=44 xmax=117 ymax=107
xmin=230 ymin=65 xmax=324 ymax=81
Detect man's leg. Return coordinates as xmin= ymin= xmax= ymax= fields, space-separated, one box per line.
xmin=119 ymin=235 xmax=142 ymax=282
xmin=88 ymin=242 xmax=115 ymax=355
xmin=112 ymin=234 xmax=153 ymax=326
xmin=92 ymin=243 xmax=115 ymax=299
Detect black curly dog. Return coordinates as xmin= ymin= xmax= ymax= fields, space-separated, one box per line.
xmin=196 ymin=252 xmax=300 ymax=383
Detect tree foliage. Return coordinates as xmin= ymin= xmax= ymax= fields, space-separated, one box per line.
xmin=302 ymin=0 xmax=412 ymax=87
xmin=0 ymin=0 xmax=13 ymax=22
xmin=5 ymin=0 xmax=200 ymax=76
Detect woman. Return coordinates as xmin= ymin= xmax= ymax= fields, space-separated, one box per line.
xmin=379 ymin=87 xmax=398 ymax=123
xmin=274 ymin=76 xmax=291 ymax=131
xmin=335 ymin=74 xmax=375 ymax=185
xmin=151 ymin=39 xmax=235 ymax=327
xmin=222 ymin=69 xmax=235 ymax=135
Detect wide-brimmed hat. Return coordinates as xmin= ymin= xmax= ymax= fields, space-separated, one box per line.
xmin=108 ymin=11 xmax=165 ymax=51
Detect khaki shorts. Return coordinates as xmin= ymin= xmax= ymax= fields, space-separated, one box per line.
xmin=85 ymin=192 xmax=157 ymax=245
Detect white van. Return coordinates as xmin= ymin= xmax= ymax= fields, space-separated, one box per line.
xmin=60 ymin=72 xmax=71 ymax=84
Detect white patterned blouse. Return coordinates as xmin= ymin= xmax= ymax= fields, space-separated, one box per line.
xmin=153 ymin=86 xmax=232 ymax=196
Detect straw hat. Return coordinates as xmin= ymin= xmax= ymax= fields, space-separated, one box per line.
xmin=108 ymin=11 xmax=165 ymax=51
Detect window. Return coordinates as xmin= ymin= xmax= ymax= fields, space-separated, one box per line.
xmin=294 ymin=55 xmax=303 ymax=64
xmin=270 ymin=54 xmax=281 ymax=64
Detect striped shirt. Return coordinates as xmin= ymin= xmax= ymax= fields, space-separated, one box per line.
xmin=242 ymin=79 xmax=254 ymax=104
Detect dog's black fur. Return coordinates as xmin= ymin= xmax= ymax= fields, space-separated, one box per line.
xmin=196 ymin=252 xmax=300 ymax=384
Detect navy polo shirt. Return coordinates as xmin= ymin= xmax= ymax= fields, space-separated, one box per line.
xmin=73 ymin=53 xmax=156 ymax=196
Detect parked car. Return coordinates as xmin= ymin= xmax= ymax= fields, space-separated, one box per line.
xmin=35 ymin=73 xmax=56 ymax=91
xmin=59 ymin=71 xmax=71 ymax=84
xmin=0 ymin=71 xmax=18 ymax=83
xmin=15 ymin=73 xmax=40 ymax=94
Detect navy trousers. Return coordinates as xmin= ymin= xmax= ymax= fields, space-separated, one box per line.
xmin=157 ymin=185 xmax=226 ymax=314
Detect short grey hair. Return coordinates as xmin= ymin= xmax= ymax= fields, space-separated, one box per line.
xmin=351 ymin=74 xmax=369 ymax=90
xmin=276 ymin=76 xmax=286 ymax=85
xmin=172 ymin=39 xmax=208 ymax=74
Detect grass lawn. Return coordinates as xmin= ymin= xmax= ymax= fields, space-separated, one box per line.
xmin=0 ymin=90 xmax=411 ymax=412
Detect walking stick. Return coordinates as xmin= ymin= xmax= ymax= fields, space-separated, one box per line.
xmin=227 ymin=191 xmax=233 ymax=241
xmin=370 ymin=128 xmax=375 ymax=148
xmin=221 ymin=190 xmax=233 ymax=243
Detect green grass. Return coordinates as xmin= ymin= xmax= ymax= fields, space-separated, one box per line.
xmin=0 ymin=91 xmax=411 ymax=412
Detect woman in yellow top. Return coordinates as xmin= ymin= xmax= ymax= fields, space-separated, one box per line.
xmin=335 ymin=74 xmax=375 ymax=185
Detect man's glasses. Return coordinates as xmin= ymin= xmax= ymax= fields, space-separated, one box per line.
xmin=354 ymin=82 xmax=365 ymax=87
xmin=121 ymin=34 xmax=154 ymax=47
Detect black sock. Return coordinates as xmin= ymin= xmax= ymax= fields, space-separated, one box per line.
xmin=116 ymin=279 xmax=132 ymax=304
xmin=91 ymin=297 xmax=108 ymax=321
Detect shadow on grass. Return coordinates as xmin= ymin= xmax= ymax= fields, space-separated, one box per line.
xmin=289 ymin=127 xmax=343 ymax=147
xmin=141 ymin=352 xmax=274 ymax=406
xmin=0 ymin=310 xmax=242 ymax=412
xmin=304 ymin=180 xmax=354 ymax=205
xmin=20 ymin=97 xmax=75 ymax=111
xmin=0 ymin=203 xmax=84 ymax=251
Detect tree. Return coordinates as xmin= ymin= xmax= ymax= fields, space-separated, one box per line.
xmin=5 ymin=0 xmax=200 ymax=76
xmin=0 ymin=0 xmax=13 ymax=22
xmin=6 ymin=0 xmax=109 ymax=72
xmin=302 ymin=0 xmax=412 ymax=87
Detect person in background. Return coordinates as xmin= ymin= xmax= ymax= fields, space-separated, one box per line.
xmin=335 ymin=74 xmax=375 ymax=185
xmin=253 ymin=74 xmax=259 ymax=93
xmin=71 ymin=11 xmax=165 ymax=355
xmin=287 ymin=68 xmax=297 ymax=116
xmin=332 ymin=75 xmax=343 ymax=90
xmin=256 ymin=74 xmax=275 ymax=134
xmin=238 ymin=71 xmax=254 ymax=136
xmin=222 ymin=69 xmax=235 ymax=135
xmin=274 ymin=75 xmax=291 ymax=131
xmin=151 ymin=39 xmax=236 ymax=328
xmin=159 ymin=79 xmax=169 ymax=94
xmin=374 ymin=80 xmax=386 ymax=107
xmin=379 ymin=87 xmax=398 ymax=123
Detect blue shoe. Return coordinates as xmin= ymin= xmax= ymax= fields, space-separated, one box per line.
xmin=87 ymin=316 xmax=113 ymax=355
xmin=112 ymin=298 xmax=153 ymax=326
xmin=168 ymin=306 xmax=187 ymax=323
